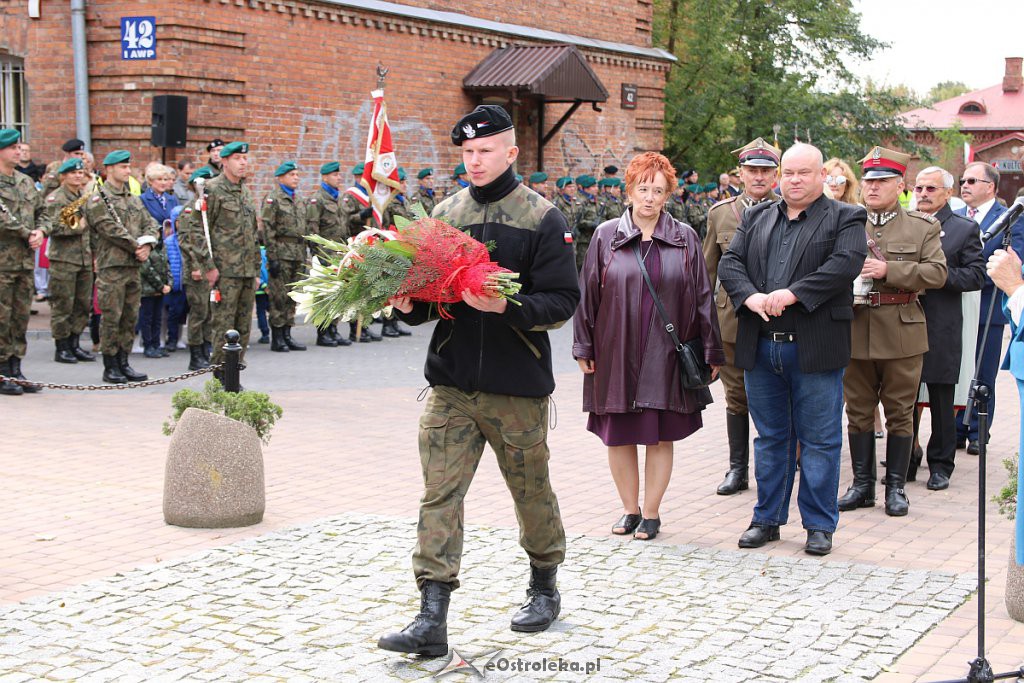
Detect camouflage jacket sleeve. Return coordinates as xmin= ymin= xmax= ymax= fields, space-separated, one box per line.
xmin=84 ymin=191 xmax=137 ymax=254
xmin=261 ymin=194 xmax=279 ymax=262
xmin=305 ymin=195 xmax=322 ymax=237
xmin=576 ymin=198 xmax=599 ymax=232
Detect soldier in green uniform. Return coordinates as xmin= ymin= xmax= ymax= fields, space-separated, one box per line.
xmin=703 ymin=136 xmax=781 ymax=495
xmin=0 ymin=129 xmax=46 ymax=395
xmin=597 ymin=178 xmax=626 ymax=222
xmin=378 ymin=105 xmax=579 ymax=657
xmin=200 ymin=139 xmax=225 ymax=179
xmin=262 ymin=161 xmax=308 ymax=353
xmin=382 ymin=167 xmax=414 ymax=228
xmin=838 ymin=147 xmax=947 ymax=517
xmin=666 ymin=178 xmax=688 ymax=222
xmin=40 ymin=138 xmax=87 ymax=197
xmin=686 ymin=183 xmax=708 ymax=241
xmin=83 ymin=150 xmax=159 ymax=384
xmin=574 ymin=175 xmax=600 ymax=270
xmin=304 ymin=161 xmax=352 ymax=347
xmin=175 ymin=167 xmax=215 ymax=370
xmin=198 ymin=142 xmax=261 ymax=376
xmin=552 ymin=176 xmax=578 ymax=226
xmin=445 ymin=162 xmax=470 ymax=199
xmin=410 ymin=168 xmax=437 ymax=215
xmin=525 ymin=171 xmax=549 ymax=199
xmin=43 ymin=157 xmax=96 ymax=364
xmin=339 ymin=163 xmax=381 ymax=343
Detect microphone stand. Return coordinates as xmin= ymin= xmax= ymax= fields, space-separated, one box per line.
xmin=931 ymin=225 xmax=1024 ymax=683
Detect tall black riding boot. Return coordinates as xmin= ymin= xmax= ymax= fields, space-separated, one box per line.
xmin=838 ymin=432 xmax=877 ymax=511
xmin=8 ymin=357 xmax=40 ymax=393
xmin=102 ymin=354 xmax=127 ymax=384
xmin=283 ymin=326 xmax=306 ymax=351
xmin=884 ymin=435 xmax=912 ymax=517
xmin=315 ymin=326 xmax=338 ymax=347
xmin=271 ymin=326 xmax=290 ymax=352
xmin=188 ymin=345 xmax=210 ymax=370
xmin=117 ymin=350 xmax=148 ymax=382
xmin=510 ymin=565 xmax=561 ymax=632
xmin=0 ymin=358 xmax=24 ymax=395
xmin=377 ymin=580 xmax=451 ymax=657
xmin=54 ymin=337 xmax=78 ymax=364
xmin=69 ymin=334 xmax=95 ymax=361
xmin=717 ymin=411 xmax=750 ymax=495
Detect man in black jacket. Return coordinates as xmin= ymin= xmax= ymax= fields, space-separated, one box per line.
xmin=378 ymin=105 xmax=580 ymax=657
xmin=719 ymin=143 xmax=867 ymax=556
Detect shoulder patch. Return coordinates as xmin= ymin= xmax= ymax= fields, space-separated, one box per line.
xmin=46 ymin=195 xmax=56 ymax=203
xmin=907 ymin=209 xmax=938 ymax=223
xmin=91 ymin=195 xmax=101 ymax=202
xmin=183 ymin=207 xmax=193 ymax=214
xmin=309 ymin=197 xmax=317 ymax=203
xmin=265 ymin=197 xmax=274 ymax=204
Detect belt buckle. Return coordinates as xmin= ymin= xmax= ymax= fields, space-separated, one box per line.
xmin=868 ymin=291 xmax=881 ymax=308
xmin=771 ymin=332 xmax=791 ymax=343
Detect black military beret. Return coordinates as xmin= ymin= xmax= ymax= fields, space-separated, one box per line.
xmin=450 ymin=105 xmax=514 ymax=146
xmin=62 ymin=138 xmax=85 ymax=153
xmin=603 ymin=165 xmax=618 ymax=175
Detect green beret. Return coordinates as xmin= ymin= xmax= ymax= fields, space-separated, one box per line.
xmin=0 ymin=128 xmax=20 ymax=150
xmin=576 ymin=175 xmax=596 ymax=189
xmin=417 ymin=168 xmax=433 ymax=180
xmin=704 ymin=182 xmax=719 ymax=192
xmin=320 ymin=162 xmax=340 ymax=175
xmin=678 ymin=178 xmax=687 ymax=187
xmin=397 ymin=167 xmax=407 ymax=181
xmin=453 ymin=162 xmax=467 ymax=177
xmin=352 ymin=163 xmax=365 ymax=176
xmin=556 ymin=176 xmax=574 ymax=189
xmin=274 ymin=161 xmax=297 ymax=177
xmin=686 ymin=184 xmax=701 ymax=193
xmin=189 ymin=167 xmax=214 ymax=183
xmin=528 ymin=172 xmax=548 ymax=183
xmin=58 ymin=158 xmax=85 ymax=174
xmin=597 ymin=178 xmax=613 ymax=188
xmin=102 ymin=150 xmax=131 ymax=166
xmin=219 ymin=141 xmax=249 ymax=158
xmin=515 ymin=174 xmax=523 ymax=183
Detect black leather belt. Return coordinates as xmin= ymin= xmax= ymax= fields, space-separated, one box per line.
xmin=759 ymin=331 xmax=796 ymax=343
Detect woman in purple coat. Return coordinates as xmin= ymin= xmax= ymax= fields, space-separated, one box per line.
xmin=573 ymin=152 xmax=724 ymax=540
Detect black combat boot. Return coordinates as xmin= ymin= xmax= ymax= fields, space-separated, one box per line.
xmin=884 ymin=435 xmax=912 ymax=517
xmin=510 ymin=565 xmax=561 ymax=633
xmin=315 ymin=326 xmax=338 ymax=347
xmin=0 ymin=358 xmax=24 ymax=396
xmin=102 ymin=354 xmax=127 ymax=384
xmin=69 ymin=334 xmax=95 ymax=361
xmin=283 ymin=326 xmax=306 ymax=351
xmin=717 ymin=411 xmax=750 ymax=495
xmin=381 ymin=318 xmax=401 ymax=338
xmin=377 ymin=580 xmax=451 ymax=657
xmin=350 ymin=322 xmax=373 ymax=343
xmin=188 ymin=345 xmax=210 ymax=371
xmin=270 ymin=326 xmax=290 ymax=352
xmin=8 ymin=357 xmax=40 ymax=393
xmin=117 ymin=350 xmax=148 ymax=382
xmin=838 ymin=432 xmax=877 ymax=511
xmin=328 ymin=323 xmax=351 ymax=346
xmin=54 ymin=337 xmax=78 ymax=364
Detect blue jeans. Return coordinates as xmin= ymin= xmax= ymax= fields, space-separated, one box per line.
xmin=255 ymin=293 xmax=270 ymax=335
xmin=744 ymin=338 xmax=845 ymax=533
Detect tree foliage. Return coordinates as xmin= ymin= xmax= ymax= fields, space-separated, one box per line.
xmin=654 ymin=0 xmax=922 ymax=174
xmin=926 ymin=81 xmax=970 ymax=105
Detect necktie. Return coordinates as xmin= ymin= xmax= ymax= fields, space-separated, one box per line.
xmin=967 ymin=207 xmax=978 ymax=220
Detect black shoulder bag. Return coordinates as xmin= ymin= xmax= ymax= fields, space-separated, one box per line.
xmin=633 ymin=241 xmax=715 ymax=391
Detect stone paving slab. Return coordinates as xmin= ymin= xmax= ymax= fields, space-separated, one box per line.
xmin=0 ymin=513 xmax=976 ymax=682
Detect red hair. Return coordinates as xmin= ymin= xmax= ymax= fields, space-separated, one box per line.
xmin=624 ymin=152 xmax=676 ymax=196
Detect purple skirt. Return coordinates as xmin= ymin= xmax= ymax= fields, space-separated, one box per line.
xmin=588 ymin=409 xmax=702 ymax=447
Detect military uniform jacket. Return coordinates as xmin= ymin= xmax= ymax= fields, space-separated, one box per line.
xmin=599 ymin=193 xmax=625 ymax=223
xmin=851 ymin=207 xmax=948 ymax=360
xmin=201 ymin=174 xmax=260 ymax=278
xmin=44 ymin=185 xmax=92 ymax=267
xmin=410 ymin=188 xmax=436 ymax=216
xmin=0 ymin=171 xmax=44 ymax=272
xmin=552 ymin=194 xmax=579 ymax=233
xmin=84 ymin=182 xmax=159 ymax=271
xmin=40 ymin=161 xmax=61 ymax=197
xmin=262 ymin=185 xmax=308 ymax=263
xmin=175 ymin=206 xmax=203 ymax=276
xmin=140 ymin=243 xmax=172 ymax=297
xmin=339 ymin=190 xmax=368 ymax=237
xmin=307 ymin=186 xmax=348 ymax=245
xmin=382 ymin=196 xmax=414 ymax=229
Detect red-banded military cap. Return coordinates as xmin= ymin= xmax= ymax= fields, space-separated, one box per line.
xmin=859 ymin=146 xmax=911 ymax=179
xmin=730 ymin=137 xmax=781 ymax=168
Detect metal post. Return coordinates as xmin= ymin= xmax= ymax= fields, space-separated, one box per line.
xmin=222 ymin=330 xmax=242 ymax=393
xmin=70 ymin=0 xmax=92 ymax=150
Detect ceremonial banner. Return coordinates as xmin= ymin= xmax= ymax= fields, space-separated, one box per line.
xmin=360 ymin=89 xmax=401 ymax=228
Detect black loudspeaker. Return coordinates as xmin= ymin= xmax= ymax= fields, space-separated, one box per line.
xmin=151 ymin=95 xmax=188 ymax=148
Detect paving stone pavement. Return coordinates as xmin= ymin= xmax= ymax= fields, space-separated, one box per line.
xmin=0 ymin=512 xmax=977 ymax=682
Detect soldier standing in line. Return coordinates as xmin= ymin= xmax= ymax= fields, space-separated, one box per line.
xmin=703 ymin=137 xmax=781 ymax=495
xmin=574 ymin=174 xmax=600 ymax=270
xmin=597 ymin=178 xmax=626 ymax=222
xmin=686 ymin=183 xmax=708 ymax=241
xmin=602 ymin=164 xmax=619 ymax=181
xmin=0 ymin=129 xmax=46 ymax=395
xmin=552 ymin=176 xmax=578 ymax=227
xmin=175 ymin=167 xmax=215 ymax=370
xmin=526 ymin=172 xmax=549 ymax=199
xmin=411 ymin=168 xmax=437 ymax=215
xmin=83 ymin=150 xmax=159 ymax=384
xmin=305 ymin=161 xmax=351 ymax=347
xmin=339 ymin=162 xmax=381 ymax=343
xmin=666 ymin=178 xmax=688 ymax=222
xmin=379 ymin=168 xmax=414 ymax=338
xmin=838 ymin=147 xmax=947 ymax=517
xmin=445 ymin=162 xmax=470 ymax=199
xmin=43 ymin=157 xmax=96 ymax=364
xmin=40 ymin=138 xmax=87 ymax=196
xmin=198 ymin=142 xmax=261 ymax=379
xmin=262 ymin=161 xmax=308 ymax=353
xmin=200 ymin=139 xmax=225 ymax=178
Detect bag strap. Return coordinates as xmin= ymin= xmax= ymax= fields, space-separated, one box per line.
xmin=633 ymin=241 xmax=685 ymax=352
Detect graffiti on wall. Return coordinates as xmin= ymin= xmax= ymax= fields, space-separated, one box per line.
xmin=557 ymin=121 xmax=634 ymax=176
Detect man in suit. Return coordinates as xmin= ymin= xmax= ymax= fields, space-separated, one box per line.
xmin=719 ymin=143 xmax=867 ymax=556
xmin=838 ymin=147 xmax=947 ymax=518
xmin=954 ymin=161 xmax=1024 ymax=454
xmin=910 ymin=166 xmax=986 ymax=490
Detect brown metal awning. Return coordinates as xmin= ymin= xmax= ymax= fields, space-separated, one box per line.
xmin=463 ymin=44 xmax=609 ymax=171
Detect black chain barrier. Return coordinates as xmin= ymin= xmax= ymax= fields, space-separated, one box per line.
xmin=0 ymin=364 xmax=222 ymax=391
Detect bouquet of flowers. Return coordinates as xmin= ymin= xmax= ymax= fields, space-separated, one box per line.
xmin=289 ymin=211 xmax=521 ymax=327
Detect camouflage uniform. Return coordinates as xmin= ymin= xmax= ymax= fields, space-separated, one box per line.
xmin=83 ymin=182 xmax=160 ymax=355
xmin=685 ymin=197 xmax=707 ymax=241
xmin=140 ymin=242 xmax=171 ymax=297
xmin=199 ymin=174 xmax=261 ymax=365
xmin=666 ymin=194 xmax=687 ymax=223
xmin=339 ymin=191 xmax=369 ymax=242
xmin=261 ymin=184 xmax=308 ymax=328
xmin=574 ymin=191 xmax=600 ymax=270
xmin=410 ymin=188 xmax=437 ymax=216
xmin=0 ymin=170 xmax=44 ymax=361
xmin=40 ymin=161 xmax=62 ymax=197
xmin=599 ymin=191 xmax=625 ymax=223
xmin=175 ymin=206 xmax=213 ymax=347
xmin=381 ymin=195 xmax=414 ymax=228
xmin=307 ymin=184 xmax=350 ymax=249
xmin=43 ymin=184 xmax=93 ymax=341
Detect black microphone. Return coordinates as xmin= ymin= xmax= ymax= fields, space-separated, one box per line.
xmin=981 ymin=195 xmax=1024 ymax=243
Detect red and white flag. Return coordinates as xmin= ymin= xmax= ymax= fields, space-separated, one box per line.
xmin=360 ymin=89 xmax=400 ymax=228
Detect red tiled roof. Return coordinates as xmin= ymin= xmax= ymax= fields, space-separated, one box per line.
xmin=901 ymin=82 xmax=1024 ymax=131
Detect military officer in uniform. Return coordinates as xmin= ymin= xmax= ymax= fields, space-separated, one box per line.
xmin=574 ymin=175 xmax=600 ymax=270
xmin=0 ymin=129 xmax=46 ymax=395
xmin=305 ymin=161 xmax=352 ymax=347
xmin=40 ymin=138 xmax=87 ymax=196
xmin=411 ymin=168 xmax=437 ymax=215
xmin=200 ymin=139 xmax=225 ymax=178
xmin=43 ymin=158 xmax=96 ymax=364
xmin=84 ymin=150 xmax=159 ymax=384
xmin=666 ymin=179 xmax=688 ymax=222
xmin=198 ymin=142 xmax=261 ymax=376
xmin=262 ymin=161 xmax=308 ymax=353
xmin=526 ymin=171 xmax=549 ymax=199
xmin=838 ymin=147 xmax=947 ymax=517
xmin=176 ymin=167 xmax=215 ymax=369
xmin=553 ymin=176 xmax=578 ymax=228
xmin=598 ymin=177 xmax=626 ymax=222
xmin=704 ymin=136 xmax=781 ymax=495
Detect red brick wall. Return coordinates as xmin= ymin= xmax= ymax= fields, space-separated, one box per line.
xmin=9 ymin=0 xmax=668 ymax=198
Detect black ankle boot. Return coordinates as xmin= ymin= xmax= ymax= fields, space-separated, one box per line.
xmin=0 ymin=358 xmax=24 ymax=395
xmin=717 ymin=411 xmax=749 ymax=495
xmin=118 ymin=350 xmax=148 ymax=382
xmin=188 ymin=345 xmax=210 ymax=370
xmin=377 ymin=580 xmax=451 ymax=657
xmin=69 ymin=334 xmax=95 ymax=361
xmin=54 ymin=337 xmax=78 ymax=364
xmin=271 ymin=326 xmax=290 ymax=352
xmin=838 ymin=432 xmax=876 ymax=511
xmin=316 ymin=326 xmax=338 ymax=347
xmin=283 ymin=326 xmax=306 ymax=351
xmin=9 ymin=357 xmax=40 ymax=393
xmin=510 ymin=565 xmax=561 ymax=632
xmin=381 ymin=318 xmax=401 ymax=337
xmin=102 ymin=354 xmax=127 ymax=384
xmin=884 ymin=435 xmax=912 ymax=517
xmin=329 ymin=323 xmax=351 ymax=346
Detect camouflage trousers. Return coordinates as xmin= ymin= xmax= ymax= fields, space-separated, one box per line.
xmin=184 ymin=279 xmax=212 ymax=346
xmin=412 ymin=385 xmax=566 ymax=590
xmin=96 ymin=266 xmax=141 ymax=355
xmin=575 ymin=235 xmax=591 ymax=271
xmin=268 ymin=259 xmax=304 ymax=328
xmin=720 ymin=341 xmax=748 ymax=415
xmin=210 ymin=276 xmax=256 ymax=365
xmin=48 ymin=261 xmax=93 ymax=340
xmin=0 ymin=269 xmax=33 ymax=359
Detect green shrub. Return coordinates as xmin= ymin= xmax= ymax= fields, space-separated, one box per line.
xmin=163 ymin=379 xmax=283 ymax=444
xmin=993 ymin=456 xmax=1018 ymax=521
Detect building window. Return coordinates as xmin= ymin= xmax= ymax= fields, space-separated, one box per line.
xmin=959 ymin=101 xmax=985 ymax=115
xmin=0 ymin=56 xmax=28 ymax=139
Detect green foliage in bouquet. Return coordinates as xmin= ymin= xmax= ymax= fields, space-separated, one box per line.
xmin=993 ymin=456 xmax=1018 ymax=521
xmin=163 ymin=379 xmax=283 ymax=444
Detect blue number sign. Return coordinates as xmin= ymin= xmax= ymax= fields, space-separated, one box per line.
xmin=121 ymin=17 xmax=156 ymax=60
